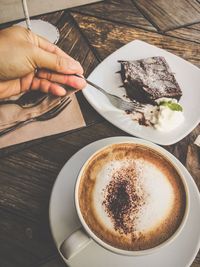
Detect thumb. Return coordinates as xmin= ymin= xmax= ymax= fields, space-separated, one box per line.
xmin=32 ymin=47 xmax=83 ymax=74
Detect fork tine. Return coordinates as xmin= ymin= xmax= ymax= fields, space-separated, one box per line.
xmin=84 ymin=79 xmax=145 ymax=111
xmin=45 ymin=97 xmax=70 ymax=116
xmin=51 ymin=99 xmax=72 ymax=116
xmin=107 ymin=93 xmax=144 ymax=111
xmin=38 ymin=97 xmax=69 ymax=118
xmin=38 ymin=97 xmax=72 ymax=121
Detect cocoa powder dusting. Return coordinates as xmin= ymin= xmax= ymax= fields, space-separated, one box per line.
xmin=102 ymin=166 xmax=145 ymax=235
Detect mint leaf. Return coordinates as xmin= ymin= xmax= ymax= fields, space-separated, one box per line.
xmin=159 ymin=101 xmax=183 ymax=111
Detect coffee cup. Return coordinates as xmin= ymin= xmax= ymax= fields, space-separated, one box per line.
xmin=60 ymin=141 xmax=189 ymax=259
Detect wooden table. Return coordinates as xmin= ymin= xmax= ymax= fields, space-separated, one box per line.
xmin=0 ymin=1 xmax=200 ymax=266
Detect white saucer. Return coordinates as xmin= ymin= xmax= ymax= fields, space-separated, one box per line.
xmin=49 ymin=137 xmax=200 ymax=267
xmin=16 ymin=19 xmax=60 ymax=44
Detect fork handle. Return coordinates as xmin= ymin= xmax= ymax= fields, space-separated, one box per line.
xmin=73 ymin=74 xmax=108 ymax=96
xmin=0 ymin=100 xmax=17 ymax=105
xmin=0 ymin=118 xmax=35 ymax=137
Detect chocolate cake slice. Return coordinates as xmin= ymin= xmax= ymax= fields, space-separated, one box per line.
xmin=120 ymin=57 xmax=182 ymax=104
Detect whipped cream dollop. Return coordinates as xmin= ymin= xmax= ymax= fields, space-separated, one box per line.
xmin=151 ymin=98 xmax=184 ymax=131
xmin=130 ymin=98 xmax=184 ymax=132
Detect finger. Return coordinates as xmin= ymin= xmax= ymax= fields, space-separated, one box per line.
xmin=37 ymin=70 xmax=87 ymax=90
xmin=0 ymin=73 xmax=34 ymax=99
xmin=31 ymin=77 xmax=67 ymax=96
xmin=0 ymin=79 xmax=21 ymax=98
xmin=36 ymin=35 xmax=72 ymax=59
xmin=20 ymin=72 xmax=35 ymax=92
xmin=33 ymin=46 xmax=84 ymax=75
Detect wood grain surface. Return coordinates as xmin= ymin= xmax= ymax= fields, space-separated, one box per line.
xmin=71 ymin=0 xmax=157 ymax=31
xmin=133 ymin=0 xmax=200 ymax=32
xmin=71 ymin=12 xmax=200 ymax=67
xmin=0 ymin=1 xmax=199 ymax=266
xmin=167 ymin=24 xmax=200 ymax=44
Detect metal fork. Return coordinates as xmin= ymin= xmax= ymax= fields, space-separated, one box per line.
xmin=0 ymin=97 xmax=71 ymax=137
xmin=73 ymin=74 xmax=144 ymax=111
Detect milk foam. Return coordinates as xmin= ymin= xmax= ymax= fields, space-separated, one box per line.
xmin=93 ymin=159 xmax=174 ymax=235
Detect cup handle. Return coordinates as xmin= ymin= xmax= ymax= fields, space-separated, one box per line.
xmin=59 ymin=228 xmax=91 ymax=260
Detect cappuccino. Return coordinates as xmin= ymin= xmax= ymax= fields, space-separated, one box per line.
xmin=78 ymin=143 xmax=187 ymax=251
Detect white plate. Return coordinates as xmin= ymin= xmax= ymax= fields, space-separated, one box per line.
xmin=83 ymin=40 xmax=200 ymax=145
xmin=49 ymin=136 xmax=200 ymax=267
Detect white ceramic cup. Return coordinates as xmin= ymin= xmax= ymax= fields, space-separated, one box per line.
xmin=59 ymin=142 xmax=190 ymax=260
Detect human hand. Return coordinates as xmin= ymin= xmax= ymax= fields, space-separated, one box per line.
xmin=0 ymin=26 xmax=86 ymax=99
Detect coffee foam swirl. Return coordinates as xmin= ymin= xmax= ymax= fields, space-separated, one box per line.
xmin=94 ymin=159 xmax=174 ymax=236
xmin=78 ymin=143 xmax=186 ymax=251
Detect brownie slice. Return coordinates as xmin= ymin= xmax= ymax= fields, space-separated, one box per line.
xmin=120 ymin=57 xmax=182 ymax=104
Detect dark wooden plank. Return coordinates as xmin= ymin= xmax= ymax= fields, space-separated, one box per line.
xmin=0 ymin=142 xmax=77 ymax=220
xmin=186 ymin=136 xmax=200 ymax=190
xmin=36 ymin=10 xmax=65 ymax=25
xmin=72 ymin=13 xmax=200 ymax=68
xmin=82 ymin=49 xmax=99 ymax=78
xmin=165 ymin=125 xmax=200 ymax=170
xmin=54 ymin=12 xmax=94 ymax=68
xmin=71 ymin=0 xmax=156 ymax=31
xmin=192 ymin=261 xmax=200 ymax=267
xmin=132 ymin=0 xmax=200 ymax=32
xmin=166 ymin=23 xmax=200 ymax=44
xmin=193 ymin=251 xmax=200 ymax=267
xmin=0 ymin=209 xmax=56 ymax=267
xmin=36 ymin=256 xmax=66 ymax=267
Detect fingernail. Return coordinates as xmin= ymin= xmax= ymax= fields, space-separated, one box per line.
xmin=59 ymin=87 xmax=67 ymax=96
xmin=70 ymin=61 xmax=83 ymax=72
